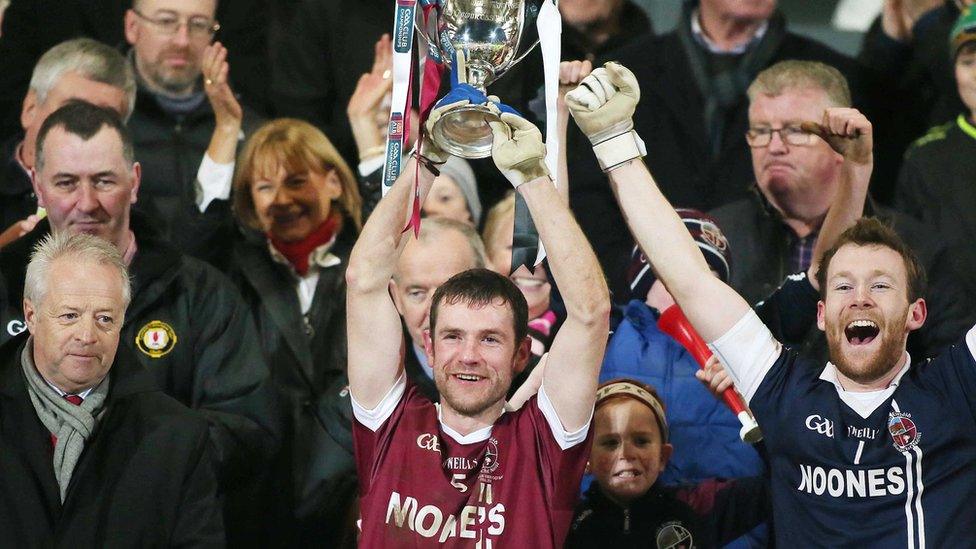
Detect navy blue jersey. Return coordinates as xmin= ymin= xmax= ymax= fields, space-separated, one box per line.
xmin=712 ymin=312 xmax=976 ymax=547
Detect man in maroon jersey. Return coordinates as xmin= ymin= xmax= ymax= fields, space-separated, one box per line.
xmin=345 ymin=102 xmax=610 ymax=547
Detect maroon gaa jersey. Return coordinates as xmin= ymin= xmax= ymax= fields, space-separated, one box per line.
xmin=352 ymin=375 xmax=592 ymax=548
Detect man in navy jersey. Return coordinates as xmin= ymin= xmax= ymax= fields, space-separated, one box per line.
xmin=345 ymin=100 xmax=610 ymax=547
xmin=567 ymin=61 xmax=976 ymax=546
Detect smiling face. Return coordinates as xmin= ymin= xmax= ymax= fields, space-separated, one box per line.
xmin=24 ymin=257 xmax=124 ymax=394
xmin=34 ymin=126 xmax=140 ymax=250
xmin=424 ymin=298 xmax=528 ymax=419
xmin=749 ymin=87 xmax=843 ymax=226
xmin=250 ymin=164 xmax=342 ymax=242
xmin=125 ymin=0 xmax=217 ymax=97
xmin=590 ymin=399 xmax=672 ymax=506
xmin=817 ymin=244 xmax=926 ymax=387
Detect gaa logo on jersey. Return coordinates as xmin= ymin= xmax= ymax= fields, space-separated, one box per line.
xmin=135 ymin=320 xmax=177 ymax=359
xmin=888 ymin=411 xmax=921 ymax=452
xmin=655 ymin=521 xmax=693 ymax=549
xmin=482 ymin=438 xmax=500 ymax=473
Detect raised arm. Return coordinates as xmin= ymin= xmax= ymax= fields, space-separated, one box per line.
xmin=489 ymin=113 xmax=610 ymax=432
xmin=345 ymin=128 xmax=447 ymax=408
xmin=803 ymin=108 xmax=873 ymax=289
xmin=566 ymin=62 xmax=748 ymax=343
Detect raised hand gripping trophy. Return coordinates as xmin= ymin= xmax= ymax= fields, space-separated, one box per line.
xmin=418 ymin=0 xmax=544 ymax=159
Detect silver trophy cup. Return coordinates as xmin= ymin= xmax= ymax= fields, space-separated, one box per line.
xmin=419 ymin=0 xmax=542 ymax=159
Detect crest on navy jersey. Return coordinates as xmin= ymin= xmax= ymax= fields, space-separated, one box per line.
xmin=656 ymin=521 xmax=693 ymax=548
xmin=888 ymin=412 xmax=921 ymax=452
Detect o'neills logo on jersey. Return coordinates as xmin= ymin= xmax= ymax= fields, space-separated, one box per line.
xmin=888 ymin=412 xmax=921 ymax=452
xmin=385 ymin=491 xmax=506 ymax=543
xmin=796 ymin=464 xmax=905 ymax=498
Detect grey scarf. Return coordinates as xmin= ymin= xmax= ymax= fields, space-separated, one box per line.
xmin=20 ymin=338 xmax=110 ymax=502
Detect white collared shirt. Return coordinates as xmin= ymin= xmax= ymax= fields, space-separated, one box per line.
xmin=690 ymin=8 xmax=769 ymax=55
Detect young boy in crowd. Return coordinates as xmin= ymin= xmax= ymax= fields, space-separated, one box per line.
xmin=566 ymin=378 xmax=769 ymax=548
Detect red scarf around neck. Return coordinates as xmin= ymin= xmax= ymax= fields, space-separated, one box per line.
xmin=269 ymin=213 xmax=341 ymax=276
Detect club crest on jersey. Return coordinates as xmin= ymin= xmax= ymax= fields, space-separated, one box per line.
xmin=135 ymin=320 xmax=177 ymax=358
xmin=656 ymin=521 xmax=693 ymax=549
xmin=482 ymin=438 xmax=500 ymax=474
xmin=888 ymin=411 xmax=921 ymax=452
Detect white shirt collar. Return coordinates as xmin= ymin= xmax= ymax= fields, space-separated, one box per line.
xmin=818 ymin=353 xmax=912 ymax=419
xmin=266 ymin=236 xmax=342 ymax=277
xmin=690 ymin=8 xmax=769 ymax=55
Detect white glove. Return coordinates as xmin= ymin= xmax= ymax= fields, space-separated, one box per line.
xmin=488 ymin=112 xmax=550 ymax=188
xmin=565 ymin=62 xmax=646 ymax=172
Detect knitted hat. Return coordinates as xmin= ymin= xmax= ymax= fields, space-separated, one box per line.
xmin=627 ymin=208 xmax=732 ymax=300
xmin=438 ymin=156 xmax=482 ymax=226
xmin=951 ymin=6 xmax=976 ymax=58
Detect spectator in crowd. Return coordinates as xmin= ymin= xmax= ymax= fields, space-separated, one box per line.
xmin=0 ymin=102 xmax=279 ymax=538
xmin=565 ymin=0 xmax=863 ymax=299
xmin=0 ymin=232 xmax=223 ymax=546
xmin=346 ymin=93 xmax=609 ymax=545
xmin=123 ymin=0 xmax=264 ymax=261
xmin=565 ymin=379 xmax=769 ymax=548
xmin=710 ymin=60 xmax=973 ymax=360
xmin=424 ymin=157 xmax=482 ymax=227
xmin=858 ymin=0 xmax=974 ymax=201
xmin=392 ymin=216 xmax=488 ymax=402
xmin=225 ymin=117 xmax=362 ymax=546
xmin=571 ymin=59 xmax=976 ymax=547
xmin=0 ymin=38 xmax=135 ymax=249
xmin=0 ymin=0 xmax=270 ymax=139
xmin=895 ymin=7 xmax=976 ymax=282
xmin=602 ymin=211 xmax=764 ymax=488
xmin=483 ymin=193 xmax=558 ymax=361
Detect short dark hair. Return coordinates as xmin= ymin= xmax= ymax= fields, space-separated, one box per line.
xmin=36 ymin=100 xmax=134 ymax=173
xmin=817 ymin=218 xmax=927 ymax=302
xmin=429 ymin=268 xmax=529 ymax=345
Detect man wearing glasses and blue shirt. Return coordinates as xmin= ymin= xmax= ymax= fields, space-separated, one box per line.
xmin=123 ymin=0 xmax=264 ymax=264
xmin=709 ymin=60 xmax=974 ymax=362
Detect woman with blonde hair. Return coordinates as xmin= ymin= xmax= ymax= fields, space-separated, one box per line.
xmin=226 ymin=117 xmax=362 ymax=546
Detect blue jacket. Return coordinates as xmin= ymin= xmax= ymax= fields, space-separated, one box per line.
xmin=600 ymin=300 xmax=765 ymax=485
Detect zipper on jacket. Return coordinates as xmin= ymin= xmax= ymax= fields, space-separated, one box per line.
xmin=623 ymin=507 xmax=630 ymax=534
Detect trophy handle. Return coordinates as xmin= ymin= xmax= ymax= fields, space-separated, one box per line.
xmin=507 ymin=38 xmax=540 ymax=68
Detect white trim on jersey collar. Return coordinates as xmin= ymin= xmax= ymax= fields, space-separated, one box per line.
xmin=437 ymin=403 xmax=495 ymax=444
xmin=819 ymin=353 xmax=912 ymax=419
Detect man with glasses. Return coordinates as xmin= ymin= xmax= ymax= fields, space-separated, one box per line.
xmin=710 ymin=60 xmax=973 ymax=360
xmin=124 ymin=0 xmax=264 ymax=264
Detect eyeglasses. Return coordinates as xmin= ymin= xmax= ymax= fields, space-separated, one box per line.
xmin=132 ymin=9 xmax=220 ymax=39
xmin=745 ymin=125 xmax=816 ymax=148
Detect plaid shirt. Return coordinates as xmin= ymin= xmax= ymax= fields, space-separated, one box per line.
xmin=787 ymin=230 xmax=819 ymax=273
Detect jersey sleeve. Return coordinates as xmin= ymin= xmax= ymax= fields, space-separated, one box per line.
xmin=708 ymin=309 xmax=783 ymax=404
xmin=919 ymin=324 xmax=976 ymax=422
xmin=350 ymin=373 xmax=406 ymax=432
xmin=351 ymin=374 xmax=408 ymax=496
xmin=519 ymin=392 xmax=593 ymax=518
xmin=537 ymin=384 xmax=592 ymax=450
xmin=753 ymin=271 xmax=819 ymax=347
